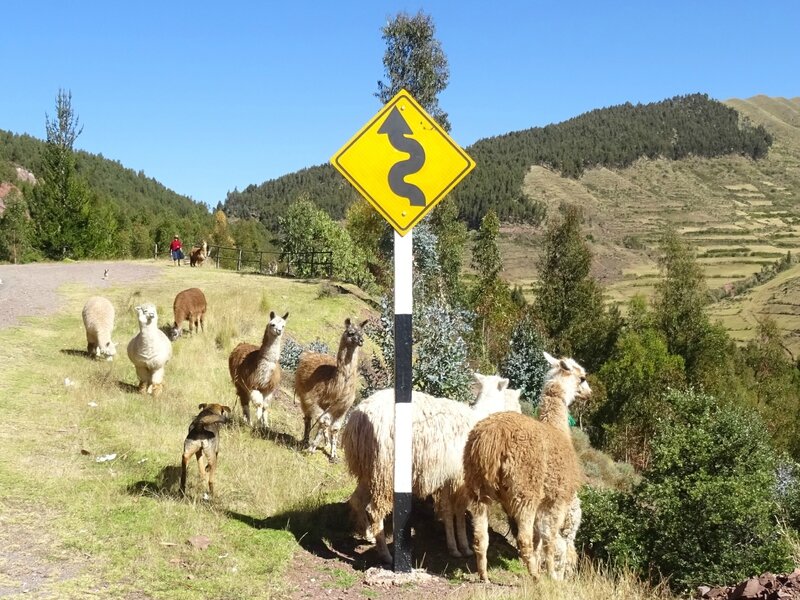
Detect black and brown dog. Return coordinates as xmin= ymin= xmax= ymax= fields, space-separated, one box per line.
xmin=180 ymin=403 xmax=231 ymax=499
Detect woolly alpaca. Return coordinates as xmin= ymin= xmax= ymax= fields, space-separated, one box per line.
xmin=169 ymin=287 xmax=207 ymax=341
xmin=228 ymin=310 xmax=289 ymax=428
xmin=539 ymin=493 xmax=582 ymax=581
xmin=463 ymin=352 xmax=590 ymax=582
xmin=82 ymin=296 xmax=117 ymax=360
xmin=189 ymin=240 xmax=208 ymax=267
xmin=126 ymin=303 xmax=173 ymax=396
xmin=342 ymin=373 xmax=517 ymax=563
xmin=296 ymin=318 xmax=368 ymax=462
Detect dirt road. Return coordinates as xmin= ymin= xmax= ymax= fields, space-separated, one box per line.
xmin=0 ymin=261 xmax=162 ymax=329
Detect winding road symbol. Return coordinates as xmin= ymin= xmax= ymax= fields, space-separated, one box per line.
xmin=378 ymin=107 xmax=427 ymax=207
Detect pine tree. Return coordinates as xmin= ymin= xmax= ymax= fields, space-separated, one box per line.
xmin=533 ymin=204 xmax=617 ymax=371
xmin=28 ymin=89 xmax=93 ymax=258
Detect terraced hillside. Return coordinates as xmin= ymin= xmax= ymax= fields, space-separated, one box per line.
xmin=496 ymin=95 xmax=800 ymax=353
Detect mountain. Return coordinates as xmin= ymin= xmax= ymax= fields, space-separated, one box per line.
xmin=494 ymin=96 xmax=800 ymax=355
xmin=222 ymin=93 xmax=773 ymax=230
xmin=0 ymin=129 xmax=209 ymax=222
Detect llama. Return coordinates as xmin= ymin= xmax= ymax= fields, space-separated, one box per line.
xmin=228 ymin=311 xmax=289 ymax=428
xmin=81 ymin=296 xmax=116 ymax=360
xmin=463 ymin=351 xmax=590 ymax=582
xmin=126 ymin=303 xmax=173 ymax=396
xmin=342 ymin=373 xmax=517 ymax=563
xmin=189 ymin=240 xmax=208 ymax=267
xmin=295 ymin=318 xmax=368 ymax=462
xmin=169 ymin=287 xmax=207 ymax=341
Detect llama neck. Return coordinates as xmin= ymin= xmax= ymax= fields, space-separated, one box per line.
xmin=538 ymin=380 xmax=572 ymax=434
xmin=336 ymin=344 xmax=360 ymax=381
xmin=259 ymin=333 xmax=281 ymax=363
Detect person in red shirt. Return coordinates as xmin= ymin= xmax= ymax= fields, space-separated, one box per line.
xmin=169 ymin=235 xmax=183 ymax=266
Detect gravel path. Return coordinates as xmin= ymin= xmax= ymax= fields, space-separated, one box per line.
xmin=0 ymin=260 xmax=163 ymax=329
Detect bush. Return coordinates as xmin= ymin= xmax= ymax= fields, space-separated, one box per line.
xmin=280 ymin=336 xmax=303 ymax=371
xmin=499 ymin=316 xmax=548 ymax=407
xmin=580 ymin=388 xmax=793 ymax=591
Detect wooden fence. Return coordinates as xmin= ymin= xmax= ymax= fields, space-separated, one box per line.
xmin=153 ymin=243 xmax=332 ymax=278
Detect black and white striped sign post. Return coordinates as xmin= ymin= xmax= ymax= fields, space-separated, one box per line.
xmin=330 ymin=89 xmax=475 ymax=575
xmin=392 ymin=229 xmax=414 ymax=572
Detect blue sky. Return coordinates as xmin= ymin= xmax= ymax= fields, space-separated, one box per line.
xmin=2 ymin=1 xmax=797 ymax=208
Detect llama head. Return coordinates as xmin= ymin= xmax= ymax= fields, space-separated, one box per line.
xmin=266 ymin=311 xmax=289 ymax=339
xmin=99 ymin=340 xmax=117 ymax=359
xmin=471 ymin=372 xmax=512 ymax=417
xmin=543 ymin=351 xmax=591 ymax=406
xmin=169 ymin=323 xmax=182 ymax=341
xmin=342 ymin=318 xmax=368 ymax=349
xmin=135 ymin=304 xmax=158 ymax=329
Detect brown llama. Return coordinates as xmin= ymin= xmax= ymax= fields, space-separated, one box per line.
xmin=228 ymin=311 xmax=289 ymax=428
xmin=463 ymin=351 xmax=590 ymax=582
xmin=295 ymin=318 xmax=368 ymax=462
xmin=189 ymin=240 xmax=208 ymax=267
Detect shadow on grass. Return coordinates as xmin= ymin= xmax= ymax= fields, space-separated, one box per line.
xmin=60 ymin=348 xmax=91 ymax=359
xmin=116 ymin=381 xmax=141 ymax=394
xmin=225 ymin=498 xmax=520 ymax=577
xmin=127 ymin=465 xmax=183 ymax=498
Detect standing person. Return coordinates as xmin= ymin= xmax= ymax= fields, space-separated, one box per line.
xmin=170 ymin=235 xmax=183 ymax=266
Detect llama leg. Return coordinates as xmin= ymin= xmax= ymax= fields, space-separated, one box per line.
xmin=328 ymin=418 xmax=343 ymax=463
xmin=455 ymin=502 xmax=472 ymax=556
xmin=134 ymin=365 xmax=149 ymax=393
xmin=240 ymin=398 xmax=251 ymax=425
xmin=151 ymin=368 xmax=165 ymax=396
xmin=516 ymin=509 xmax=539 ymax=579
xmin=543 ymin=509 xmax=567 ymax=579
xmin=367 ymin=503 xmax=392 ymax=564
xmin=302 ymin=416 xmax=311 ymax=445
xmin=472 ymin=501 xmax=490 ymax=582
xmin=248 ymin=391 xmax=264 ymax=429
xmin=436 ymin=489 xmax=461 ymax=557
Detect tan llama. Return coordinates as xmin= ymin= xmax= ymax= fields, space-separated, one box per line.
xmin=295 ymin=318 xmax=368 ymax=462
xmin=228 ymin=311 xmax=289 ymax=428
xmin=463 ymin=351 xmax=590 ymax=582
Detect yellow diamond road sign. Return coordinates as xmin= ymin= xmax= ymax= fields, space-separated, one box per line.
xmin=331 ymin=89 xmax=476 ymax=236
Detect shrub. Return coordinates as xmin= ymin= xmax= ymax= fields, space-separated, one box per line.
xmin=280 ymin=337 xmax=303 ymax=371
xmin=499 ymin=316 xmax=548 ymax=407
xmin=585 ymin=388 xmax=793 ymax=591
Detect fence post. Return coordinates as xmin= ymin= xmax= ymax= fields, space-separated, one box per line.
xmin=154 ymin=243 xmax=158 ymax=260
xmin=237 ymin=249 xmax=243 ymax=271
xmin=259 ymin=251 xmax=263 ymax=274
xmin=327 ymin=251 xmax=333 ymax=278
xmin=215 ymin=247 xmax=220 ymax=269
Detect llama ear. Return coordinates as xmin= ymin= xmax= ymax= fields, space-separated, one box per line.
xmin=543 ymin=351 xmax=558 ymax=366
xmin=344 ymin=318 xmax=352 ymax=327
xmin=269 ymin=311 xmax=276 ymax=319
xmin=360 ymin=319 xmax=369 ymax=329
xmin=559 ymin=359 xmax=571 ymax=371
xmin=222 ymin=405 xmax=232 ymax=414
xmin=282 ymin=312 xmax=289 ymax=320
xmin=198 ymin=403 xmax=207 ymax=410
xmin=473 ymin=371 xmax=484 ymax=383
xmin=497 ymin=378 xmax=509 ymax=392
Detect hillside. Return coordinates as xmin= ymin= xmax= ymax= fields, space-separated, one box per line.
xmin=496 ymin=96 xmax=800 ymax=354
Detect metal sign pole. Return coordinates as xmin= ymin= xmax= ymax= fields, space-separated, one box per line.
xmin=392 ymin=229 xmax=413 ymax=573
